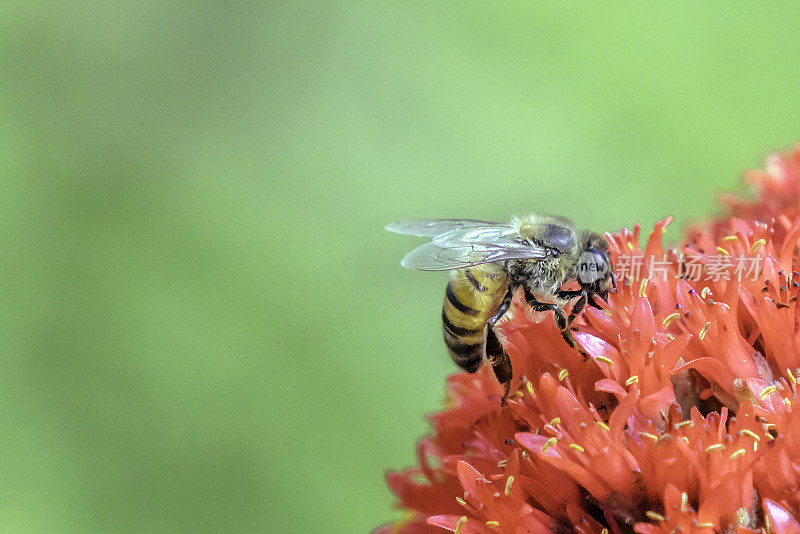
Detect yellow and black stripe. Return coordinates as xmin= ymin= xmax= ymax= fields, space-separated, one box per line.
xmin=441 ymin=265 xmax=508 ymax=372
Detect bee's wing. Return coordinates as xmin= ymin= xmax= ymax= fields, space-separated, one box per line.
xmin=399 ymin=235 xmax=548 ymax=271
xmin=386 ymin=219 xmax=505 ymax=238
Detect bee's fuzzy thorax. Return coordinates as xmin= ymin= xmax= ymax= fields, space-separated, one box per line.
xmin=510 ymin=214 xmax=575 ymax=245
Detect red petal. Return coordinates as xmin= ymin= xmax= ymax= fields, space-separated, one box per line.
xmin=596 ymin=379 xmax=626 ymax=397
xmin=427 ymin=515 xmax=484 ymax=534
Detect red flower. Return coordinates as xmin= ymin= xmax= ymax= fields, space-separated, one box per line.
xmin=378 ymin=145 xmax=800 ymax=533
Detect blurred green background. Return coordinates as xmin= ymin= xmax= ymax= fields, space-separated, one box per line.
xmin=2 ymin=2 xmax=800 ymax=532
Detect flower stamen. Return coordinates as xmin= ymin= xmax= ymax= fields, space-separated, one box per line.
xmin=645 ymin=511 xmax=666 ymax=522
xmin=699 ymin=322 xmax=712 ymax=340
xmin=760 ymin=385 xmax=777 ymax=399
xmin=504 ymin=476 xmax=514 ymax=496
xmin=739 ymin=429 xmax=760 ymax=441
xmin=663 ymin=312 xmax=681 ymax=327
xmin=729 ymin=448 xmax=746 ymax=460
xmin=750 ymin=239 xmax=767 ymax=253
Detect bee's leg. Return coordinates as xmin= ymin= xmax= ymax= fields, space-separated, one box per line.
xmin=567 ymin=291 xmax=587 ymax=325
xmin=587 ymin=293 xmax=603 ymax=309
xmin=486 ymin=326 xmax=512 ymax=401
xmin=489 ymin=287 xmax=515 ymax=327
xmin=555 ymin=289 xmax=583 ymax=299
xmin=524 ymin=288 xmax=589 ymax=360
xmin=555 ymin=289 xmax=588 ymax=326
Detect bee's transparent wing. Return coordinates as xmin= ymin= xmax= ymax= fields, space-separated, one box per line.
xmin=388 ymin=218 xmax=548 ymax=271
xmin=386 ymin=219 xmax=506 ymax=238
xmin=399 ymin=236 xmax=548 ymax=271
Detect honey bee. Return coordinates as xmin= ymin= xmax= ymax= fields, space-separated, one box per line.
xmin=387 ymin=215 xmax=615 ymax=394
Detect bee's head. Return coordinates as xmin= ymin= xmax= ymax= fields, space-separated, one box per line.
xmin=576 ymin=231 xmax=614 ymax=299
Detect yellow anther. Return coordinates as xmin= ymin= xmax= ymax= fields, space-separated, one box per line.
xmin=681 ymin=436 xmax=690 ymax=445
xmin=627 ymin=242 xmax=635 ymax=250
xmin=729 ymin=448 xmax=747 ymax=460
xmin=511 ymin=391 xmax=524 ymax=398
xmin=640 ymin=432 xmax=659 ymax=442
xmin=723 ymin=235 xmax=738 ymax=242
xmin=760 ymin=385 xmax=777 ymax=399
xmin=496 ymin=459 xmax=508 ymax=467
xmin=695 ymin=521 xmax=715 ymax=528
xmin=645 ymin=511 xmax=666 ymax=522
xmin=666 ymin=333 xmax=676 ymax=340
xmin=541 ymin=437 xmax=557 ymax=452
xmin=601 ymin=530 xmax=609 ymax=534
xmin=705 ymin=443 xmax=725 ymax=453
xmin=526 ymin=381 xmax=535 ymax=396
xmin=596 ymin=421 xmax=610 ymax=431
xmin=569 ymin=443 xmax=585 ymax=452
xmin=740 ymin=429 xmax=760 ymax=441
xmin=558 ymin=369 xmax=569 ymax=381
xmin=699 ymin=322 xmax=712 ymax=340
xmin=595 ymin=356 xmax=614 ymax=366
xmin=454 ymin=515 xmax=467 ymax=534
xmin=639 ymin=278 xmax=648 ymax=298
xmin=626 ymin=375 xmax=639 ymax=386
xmin=680 ymin=492 xmax=688 ymax=513
xmin=485 ymin=521 xmax=499 ymax=527
xmin=548 ymin=417 xmax=561 ymax=427
xmin=504 ymin=475 xmax=514 ymax=496
xmin=766 ymin=433 xmax=775 ymax=441
xmin=784 ymin=397 xmax=793 ymax=407
xmin=456 ymin=497 xmax=467 ymax=506
xmin=788 ymin=369 xmax=797 ymax=386
xmin=701 ymin=287 xmax=712 ymax=298
xmin=662 ymin=312 xmax=681 ymax=327
xmin=750 ymin=239 xmax=767 ymax=253
xmin=716 ymin=247 xmax=730 ymax=256
xmin=675 ymin=420 xmax=694 ymax=429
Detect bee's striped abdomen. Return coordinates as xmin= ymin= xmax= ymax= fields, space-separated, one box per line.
xmin=442 ymin=266 xmax=508 ymax=373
